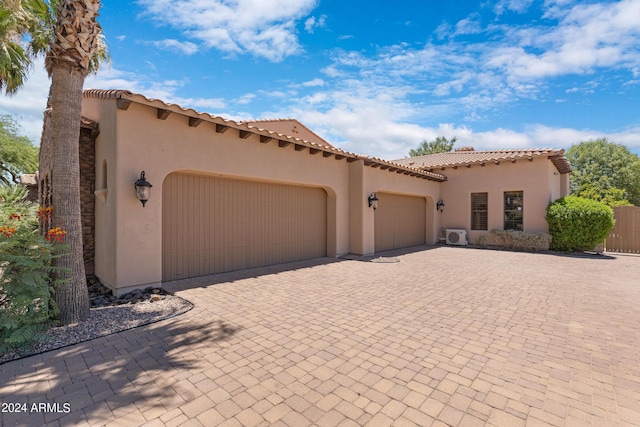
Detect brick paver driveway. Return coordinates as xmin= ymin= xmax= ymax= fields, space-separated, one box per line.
xmin=2 ymin=247 xmax=640 ymax=426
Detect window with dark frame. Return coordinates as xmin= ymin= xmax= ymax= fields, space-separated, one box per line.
xmin=471 ymin=193 xmax=488 ymax=230
xmin=504 ymin=191 xmax=523 ymax=230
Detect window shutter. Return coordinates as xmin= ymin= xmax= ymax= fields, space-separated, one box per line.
xmin=471 ymin=193 xmax=488 ymax=230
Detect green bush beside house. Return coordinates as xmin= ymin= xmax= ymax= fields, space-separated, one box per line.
xmin=546 ymin=195 xmax=615 ymax=252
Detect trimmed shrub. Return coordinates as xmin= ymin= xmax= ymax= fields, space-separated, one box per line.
xmin=490 ymin=229 xmax=552 ymax=251
xmin=545 ymin=195 xmax=615 ymax=252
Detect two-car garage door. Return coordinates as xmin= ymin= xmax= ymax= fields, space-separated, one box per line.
xmin=162 ymin=173 xmax=327 ymax=281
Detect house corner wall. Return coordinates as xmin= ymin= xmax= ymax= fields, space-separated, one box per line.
xmin=111 ymin=113 xmax=165 ymax=294
xmin=82 ymin=98 xmax=119 ymax=292
xmin=561 ymin=173 xmax=570 ymax=197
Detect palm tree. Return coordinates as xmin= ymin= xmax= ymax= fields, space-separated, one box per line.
xmin=0 ymin=0 xmax=55 ymax=93
xmin=43 ymin=0 xmax=103 ymax=325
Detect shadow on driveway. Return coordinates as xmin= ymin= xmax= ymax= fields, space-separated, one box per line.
xmin=0 ymin=316 xmax=240 ymax=426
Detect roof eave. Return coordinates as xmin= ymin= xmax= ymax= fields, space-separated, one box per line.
xmin=82 ymin=89 xmax=447 ymax=182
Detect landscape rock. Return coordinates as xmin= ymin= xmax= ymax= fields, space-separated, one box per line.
xmin=89 ymin=277 xmax=168 ymax=308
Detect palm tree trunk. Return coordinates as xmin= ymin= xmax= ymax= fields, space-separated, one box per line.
xmin=49 ymin=63 xmax=89 ymax=325
xmin=44 ymin=0 xmax=102 ymax=325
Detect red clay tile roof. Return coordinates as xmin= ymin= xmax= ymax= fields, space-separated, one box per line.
xmin=394 ymin=148 xmax=571 ymax=174
xmin=241 ymin=119 xmax=335 ymax=149
xmin=82 ymin=89 xmax=447 ymax=182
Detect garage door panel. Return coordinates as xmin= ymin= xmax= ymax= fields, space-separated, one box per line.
xmin=375 ymin=193 xmax=426 ymax=252
xmin=163 ymin=173 xmax=327 ymax=281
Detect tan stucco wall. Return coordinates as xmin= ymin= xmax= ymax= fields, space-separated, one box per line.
xmin=84 ymin=100 xmax=346 ymax=292
xmin=348 ymin=161 xmax=367 ymax=255
xmin=82 ymin=99 xmax=118 ymax=288
xmin=82 ymin=97 xmax=442 ymax=293
xmin=548 ymin=160 xmax=571 ymax=201
xmin=438 ymin=158 xmax=566 ymax=244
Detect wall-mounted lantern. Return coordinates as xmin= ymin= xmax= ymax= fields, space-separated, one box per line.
xmin=436 ymin=200 xmax=445 ymax=212
xmin=368 ymin=192 xmax=379 ymax=210
xmin=134 ymin=171 xmax=152 ymax=207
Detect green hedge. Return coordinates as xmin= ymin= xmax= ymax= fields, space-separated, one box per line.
xmin=546 ymin=196 xmax=615 ymax=252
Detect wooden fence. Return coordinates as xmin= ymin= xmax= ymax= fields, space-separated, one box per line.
xmin=606 ymin=206 xmax=640 ymax=254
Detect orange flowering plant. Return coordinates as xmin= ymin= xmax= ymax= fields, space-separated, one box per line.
xmin=46 ymin=227 xmax=67 ymax=243
xmin=0 ymin=185 xmax=67 ymax=350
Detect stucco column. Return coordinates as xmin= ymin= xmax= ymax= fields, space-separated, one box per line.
xmin=349 ymin=160 xmax=376 ymax=255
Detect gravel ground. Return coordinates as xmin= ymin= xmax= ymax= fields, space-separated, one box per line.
xmin=0 ymin=295 xmax=193 ymax=365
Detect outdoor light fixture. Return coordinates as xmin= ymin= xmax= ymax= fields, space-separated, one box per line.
xmin=436 ymin=200 xmax=445 ymax=212
xmin=134 ymin=171 xmax=152 ymax=207
xmin=368 ymin=192 xmax=379 ymax=210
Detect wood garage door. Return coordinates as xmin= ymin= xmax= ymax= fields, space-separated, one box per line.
xmin=374 ymin=192 xmax=426 ymax=252
xmin=163 ymin=173 xmax=327 ymax=281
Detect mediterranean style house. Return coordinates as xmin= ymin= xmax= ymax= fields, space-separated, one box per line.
xmin=62 ymin=90 xmax=570 ymax=295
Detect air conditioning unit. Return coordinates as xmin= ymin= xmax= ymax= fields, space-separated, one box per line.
xmin=446 ymin=229 xmax=468 ymax=246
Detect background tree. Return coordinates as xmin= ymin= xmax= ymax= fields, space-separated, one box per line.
xmin=409 ymin=136 xmax=457 ymax=157
xmin=574 ymin=177 xmax=631 ymax=207
xmin=566 ymin=138 xmax=640 ymax=206
xmin=0 ymin=115 xmax=38 ymax=184
xmin=0 ymin=0 xmax=56 ymax=94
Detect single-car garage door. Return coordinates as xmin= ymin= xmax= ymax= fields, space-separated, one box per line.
xmin=374 ymin=192 xmax=426 ymax=252
xmin=162 ymin=173 xmax=327 ymax=281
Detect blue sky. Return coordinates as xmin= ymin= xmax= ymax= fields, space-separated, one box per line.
xmin=1 ymin=0 xmax=639 ymax=159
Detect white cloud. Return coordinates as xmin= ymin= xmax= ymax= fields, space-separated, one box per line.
xmin=290 ymin=98 xmax=640 ymax=159
xmin=148 ymin=39 xmax=199 ymax=55
xmin=85 ymin=67 xmax=144 ymax=92
xmin=182 ymin=97 xmax=226 ymax=111
xmin=495 ymin=0 xmax=535 ymax=15
xmin=320 ymin=65 xmax=345 ymax=78
xmin=488 ymin=0 xmax=640 ymax=80
xmin=236 ymin=93 xmax=256 ymax=105
xmin=433 ymin=71 xmax=476 ymax=96
xmin=301 ymin=78 xmax=325 ymax=87
xmin=136 ymin=0 xmax=318 ymax=62
xmin=258 ymin=89 xmax=289 ymax=98
xmin=454 ymin=14 xmax=483 ymax=36
xmin=304 ymin=16 xmax=316 ymax=33
xmin=309 ymin=0 xmax=640 ymax=128
xmin=305 ymin=14 xmax=326 ymax=33
xmin=435 ymin=22 xmax=453 ymax=40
